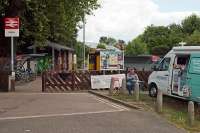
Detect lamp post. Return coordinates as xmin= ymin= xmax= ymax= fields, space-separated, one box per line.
xmin=83 ymin=14 xmax=86 ymax=70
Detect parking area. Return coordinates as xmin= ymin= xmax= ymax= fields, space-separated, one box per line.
xmin=0 ymin=93 xmax=186 ymax=133
xmin=0 ymin=93 xmax=127 ymax=119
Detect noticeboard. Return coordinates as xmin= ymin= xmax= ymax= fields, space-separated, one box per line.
xmin=100 ymin=50 xmax=124 ymax=70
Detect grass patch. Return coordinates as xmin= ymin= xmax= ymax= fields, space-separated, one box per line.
xmin=112 ymin=93 xmax=200 ymax=133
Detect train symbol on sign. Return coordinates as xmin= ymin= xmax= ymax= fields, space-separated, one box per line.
xmin=5 ymin=19 xmax=18 ymax=28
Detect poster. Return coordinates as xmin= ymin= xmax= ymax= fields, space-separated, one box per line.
xmin=100 ymin=50 xmax=124 ymax=70
xmin=91 ymin=74 xmax=125 ymax=89
xmin=190 ymin=58 xmax=200 ymax=74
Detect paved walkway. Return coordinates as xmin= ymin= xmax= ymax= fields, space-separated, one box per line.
xmin=15 ymin=77 xmax=42 ymax=93
xmin=0 ymin=93 xmax=186 ymax=133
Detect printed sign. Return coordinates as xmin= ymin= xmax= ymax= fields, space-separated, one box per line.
xmin=4 ymin=17 xmax=19 ymax=37
xmin=100 ymin=50 xmax=124 ymax=70
xmin=91 ymin=74 xmax=125 ymax=89
xmin=190 ymin=58 xmax=200 ymax=74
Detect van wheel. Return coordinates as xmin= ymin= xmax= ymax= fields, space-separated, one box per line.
xmin=149 ymin=84 xmax=157 ymax=97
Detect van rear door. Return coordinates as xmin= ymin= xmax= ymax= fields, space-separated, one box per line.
xmin=187 ymin=54 xmax=200 ymax=102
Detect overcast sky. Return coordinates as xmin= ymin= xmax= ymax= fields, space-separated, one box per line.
xmin=77 ymin=0 xmax=200 ymax=43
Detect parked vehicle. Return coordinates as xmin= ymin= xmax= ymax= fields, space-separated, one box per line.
xmin=148 ymin=46 xmax=200 ymax=103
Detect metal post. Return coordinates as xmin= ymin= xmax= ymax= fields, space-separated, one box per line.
xmin=188 ymin=101 xmax=195 ymax=126
xmin=11 ymin=37 xmax=14 ymax=75
xmin=52 ymin=47 xmax=55 ymax=70
xmin=156 ymin=89 xmax=163 ymax=113
xmin=135 ymin=80 xmax=140 ymax=101
xmin=83 ymin=15 xmax=86 ymax=70
xmin=64 ymin=51 xmax=67 ymax=70
xmin=109 ymin=77 xmax=115 ymax=95
xmin=121 ymin=78 xmax=126 ymax=94
xmin=59 ymin=50 xmax=62 ymax=71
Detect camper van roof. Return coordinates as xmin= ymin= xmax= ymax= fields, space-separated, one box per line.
xmin=173 ymin=46 xmax=200 ymax=51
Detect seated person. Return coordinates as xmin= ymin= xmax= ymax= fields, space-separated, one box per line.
xmin=127 ymin=68 xmax=139 ymax=95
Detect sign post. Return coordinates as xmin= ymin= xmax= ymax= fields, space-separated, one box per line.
xmin=4 ymin=17 xmax=19 ymax=75
xmin=4 ymin=17 xmax=19 ymax=91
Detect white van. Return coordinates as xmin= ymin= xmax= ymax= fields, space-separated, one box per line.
xmin=148 ymin=46 xmax=200 ymax=103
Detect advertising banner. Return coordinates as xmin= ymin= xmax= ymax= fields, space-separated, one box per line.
xmin=91 ymin=74 xmax=125 ymax=89
xmin=100 ymin=50 xmax=124 ymax=70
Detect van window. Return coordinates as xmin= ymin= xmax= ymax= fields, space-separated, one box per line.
xmin=158 ymin=58 xmax=171 ymax=71
xmin=189 ymin=57 xmax=200 ymax=74
xmin=175 ymin=56 xmax=190 ymax=72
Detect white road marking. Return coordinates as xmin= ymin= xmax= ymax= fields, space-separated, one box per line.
xmin=0 ymin=93 xmax=89 ymax=95
xmin=90 ymin=95 xmax=129 ymax=111
xmin=0 ymin=110 xmax=126 ymax=121
xmin=0 ymin=93 xmax=129 ymax=121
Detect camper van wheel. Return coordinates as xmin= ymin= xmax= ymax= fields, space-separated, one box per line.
xmin=149 ymin=84 xmax=157 ymax=97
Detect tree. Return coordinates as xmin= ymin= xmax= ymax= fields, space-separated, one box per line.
xmin=186 ymin=30 xmax=200 ymax=45
xmin=74 ymin=41 xmax=89 ymax=68
xmin=0 ymin=0 xmax=100 ymax=51
xmin=125 ymin=35 xmax=148 ymax=56
xmin=99 ymin=36 xmax=117 ymax=45
xmin=0 ymin=0 xmax=24 ymax=56
xmin=168 ymin=23 xmax=185 ymax=47
xmin=97 ymin=43 xmax=106 ymax=49
xmin=127 ymin=14 xmax=200 ymax=56
xmin=151 ymin=45 xmax=170 ymax=56
xmin=182 ymin=14 xmax=200 ymax=35
xmin=142 ymin=25 xmax=171 ymax=54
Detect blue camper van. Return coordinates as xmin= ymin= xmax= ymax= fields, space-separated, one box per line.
xmin=148 ymin=46 xmax=200 ymax=103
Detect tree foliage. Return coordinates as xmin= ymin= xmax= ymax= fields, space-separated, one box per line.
xmin=129 ymin=14 xmax=200 ymax=56
xmin=99 ymin=36 xmax=117 ymax=45
xmin=182 ymin=14 xmax=200 ymax=35
xmin=97 ymin=43 xmax=106 ymax=49
xmin=142 ymin=25 xmax=171 ymax=54
xmin=0 ymin=0 xmax=100 ymax=51
xmin=186 ymin=30 xmax=200 ymax=45
xmin=74 ymin=41 xmax=89 ymax=68
xmin=125 ymin=36 xmax=148 ymax=56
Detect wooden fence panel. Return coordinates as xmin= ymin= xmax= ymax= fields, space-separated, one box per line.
xmin=42 ymin=70 xmax=152 ymax=92
xmin=42 ymin=71 xmax=91 ymax=92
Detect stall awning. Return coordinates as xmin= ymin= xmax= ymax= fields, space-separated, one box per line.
xmin=28 ymin=41 xmax=74 ymax=52
xmin=47 ymin=41 xmax=74 ymax=52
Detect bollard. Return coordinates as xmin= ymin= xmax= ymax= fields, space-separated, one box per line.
xmin=134 ymin=80 xmax=140 ymax=101
xmin=156 ymin=89 xmax=163 ymax=113
xmin=109 ymin=77 xmax=115 ymax=95
xmin=188 ymin=101 xmax=194 ymax=126
xmin=120 ymin=78 xmax=126 ymax=94
xmin=9 ymin=75 xmax=15 ymax=92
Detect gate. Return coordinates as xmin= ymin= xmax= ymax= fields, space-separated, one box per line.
xmin=42 ymin=71 xmax=91 ymax=92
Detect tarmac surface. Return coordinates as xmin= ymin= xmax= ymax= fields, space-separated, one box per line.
xmin=0 ymin=93 xmax=186 ymax=133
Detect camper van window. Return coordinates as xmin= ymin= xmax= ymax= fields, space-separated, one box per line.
xmin=189 ymin=57 xmax=200 ymax=74
xmin=159 ymin=58 xmax=170 ymax=71
xmin=175 ymin=56 xmax=189 ymax=71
